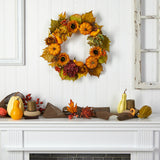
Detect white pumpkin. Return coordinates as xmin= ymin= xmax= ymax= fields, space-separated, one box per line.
xmin=7 ymin=96 xmax=24 ymax=116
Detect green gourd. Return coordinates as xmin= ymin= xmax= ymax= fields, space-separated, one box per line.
xmin=138 ymin=105 xmax=152 ymax=118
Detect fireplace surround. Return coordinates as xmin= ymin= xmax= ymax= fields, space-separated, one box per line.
xmin=0 ymin=114 xmax=160 ymax=160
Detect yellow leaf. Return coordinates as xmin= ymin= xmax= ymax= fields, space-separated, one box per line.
xmin=59 ymin=12 xmax=66 ymax=21
xmin=82 ymin=11 xmax=96 ymax=23
xmin=88 ymin=64 xmax=103 ymax=77
xmin=41 ymin=47 xmax=54 ymax=63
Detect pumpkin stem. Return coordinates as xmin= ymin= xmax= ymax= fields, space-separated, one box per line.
xmin=124 ymin=89 xmax=127 ymax=94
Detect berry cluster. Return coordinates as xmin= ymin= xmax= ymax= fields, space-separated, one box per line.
xmin=63 ymin=60 xmax=79 ymax=77
xmin=23 ymin=94 xmax=45 ymax=114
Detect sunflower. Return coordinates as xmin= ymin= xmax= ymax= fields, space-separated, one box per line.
xmin=90 ymin=46 xmax=102 ymax=58
xmin=67 ymin=20 xmax=79 ymax=33
xmin=45 ymin=35 xmax=57 ymax=45
xmin=58 ymin=53 xmax=70 ymax=66
xmin=48 ymin=43 xmax=61 ymax=56
xmin=79 ymin=22 xmax=93 ymax=35
xmin=85 ymin=56 xmax=98 ymax=69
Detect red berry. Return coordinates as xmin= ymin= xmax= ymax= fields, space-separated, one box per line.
xmin=37 ymin=98 xmax=40 ymax=101
xmin=37 ymin=105 xmax=39 ymax=108
xmin=40 ymin=102 xmax=43 ymax=104
xmin=28 ymin=97 xmax=31 ymax=100
xmin=36 ymin=102 xmax=39 ymax=104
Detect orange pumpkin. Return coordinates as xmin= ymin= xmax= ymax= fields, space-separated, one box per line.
xmin=79 ymin=22 xmax=92 ymax=35
xmin=48 ymin=43 xmax=61 ymax=56
xmin=86 ymin=56 xmax=98 ymax=69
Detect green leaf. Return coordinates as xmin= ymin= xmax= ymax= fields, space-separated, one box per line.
xmin=101 ymin=35 xmax=110 ymax=52
xmin=49 ymin=19 xmax=60 ymax=33
xmin=98 ymin=55 xmax=108 ymax=64
xmin=59 ymin=69 xmax=78 ymax=81
xmin=70 ymin=14 xmax=82 ymax=24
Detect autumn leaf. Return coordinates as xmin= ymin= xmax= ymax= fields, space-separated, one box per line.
xmin=49 ymin=62 xmax=57 ymax=67
xmin=70 ymin=14 xmax=82 ymax=24
xmin=87 ymin=34 xmax=110 ymax=52
xmin=101 ymin=35 xmax=111 ymax=52
xmin=82 ymin=11 xmax=95 ymax=23
xmin=88 ymin=63 xmax=103 ymax=77
xmin=49 ymin=19 xmax=60 ymax=33
xmin=58 ymin=12 xmax=66 ymax=21
xmin=59 ymin=69 xmax=77 ymax=81
xmin=95 ymin=23 xmax=103 ymax=30
xmin=98 ymin=55 xmax=108 ymax=64
xmin=41 ymin=47 xmax=54 ymax=63
xmin=67 ymin=99 xmax=77 ymax=114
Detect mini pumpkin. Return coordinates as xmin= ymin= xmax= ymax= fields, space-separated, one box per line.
xmin=0 ymin=108 xmax=7 ymax=117
xmin=86 ymin=56 xmax=98 ymax=69
xmin=138 ymin=105 xmax=152 ymax=118
xmin=48 ymin=43 xmax=61 ymax=56
xmin=79 ymin=22 xmax=92 ymax=35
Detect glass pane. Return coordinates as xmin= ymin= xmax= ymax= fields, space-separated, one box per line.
xmin=141 ymin=52 xmax=158 ymax=82
xmin=141 ymin=0 xmax=157 ymax=16
xmin=141 ymin=19 xmax=157 ymax=49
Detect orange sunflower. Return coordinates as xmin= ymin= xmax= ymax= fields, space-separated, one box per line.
xmin=85 ymin=56 xmax=98 ymax=69
xmin=90 ymin=46 xmax=102 ymax=59
xmin=58 ymin=53 xmax=70 ymax=66
xmin=48 ymin=43 xmax=61 ymax=56
xmin=67 ymin=20 xmax=79 ymax=33
xmin=79 ymin=22 xmax=93 ymax=35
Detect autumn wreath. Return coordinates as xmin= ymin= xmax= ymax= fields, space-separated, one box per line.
xmin=41 ymin=11 xmax=110 ymax=81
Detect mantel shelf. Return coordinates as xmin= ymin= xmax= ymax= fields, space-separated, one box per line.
xmin=5 ymin=147 xmax=156 ymax=152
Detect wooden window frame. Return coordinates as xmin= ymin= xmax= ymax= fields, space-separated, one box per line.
xmin=135 ymin=0 xmax=160 ymax=89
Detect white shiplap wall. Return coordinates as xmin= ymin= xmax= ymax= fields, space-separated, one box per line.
xmin=0 ymin=0 xmax=159 ymax=112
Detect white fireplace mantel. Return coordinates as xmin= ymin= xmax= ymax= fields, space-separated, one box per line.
xmin=0 ymin=114 xmax=160 ymax=160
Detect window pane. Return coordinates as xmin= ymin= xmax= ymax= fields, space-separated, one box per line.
xmin=141 ymin=19 xmax=157 ymax=49
xmin=141 ymin=0 xmax=157 ymax=16
xmin=141 ymin=52 xmax=158 ymax=82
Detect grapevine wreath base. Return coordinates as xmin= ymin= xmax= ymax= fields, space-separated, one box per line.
xmin=41 ymin=11 xmax=111 ymax=81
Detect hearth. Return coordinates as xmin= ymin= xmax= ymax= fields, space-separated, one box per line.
xmin=30 ymin=153 xmax=130 ymax=160
xmin=0 ymin=115 xmax=160 ymax=160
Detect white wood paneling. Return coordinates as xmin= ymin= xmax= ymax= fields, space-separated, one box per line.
xmin=1 ymin=0 xmax=160 ymax=112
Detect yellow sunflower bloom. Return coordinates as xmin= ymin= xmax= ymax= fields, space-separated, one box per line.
xmin=58 ymin=53 xmax=70 ymax=66
xmin=89 ymin=46 xmax=102 ymax=59
xmin=67 ymin=20 xmax=79 ymax=33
